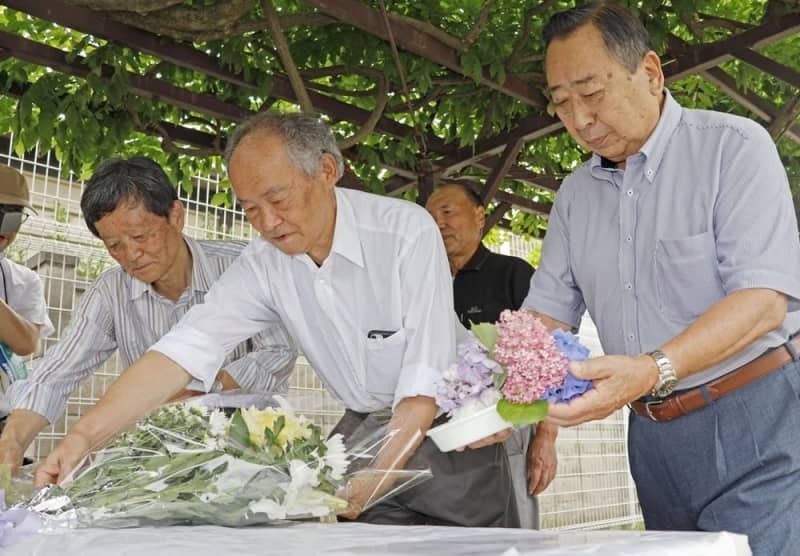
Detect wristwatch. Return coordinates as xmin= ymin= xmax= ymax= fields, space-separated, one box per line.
xmin=210 ymin=377 xmax=225 ymax=393
xmin=647 ymin=350 xmax=679 ymax=398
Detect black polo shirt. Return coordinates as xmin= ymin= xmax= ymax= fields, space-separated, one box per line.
xmin=453 ymin=243 xmax=534 ymax=328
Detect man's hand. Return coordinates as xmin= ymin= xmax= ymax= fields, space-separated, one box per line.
xmin=547 ymin=355 xmax=658 ymax=427
xmin=0 ymin=410 xmax=49 ymax=475
xmin=0 ymin=437 xmax=25 ymax=474
xmin=527 ymin=423 xmax=558 ymax=495
xmin=338 ymin=472 xmax=380 ymax=520
xmin=460 ymin=427 xmax=513 ymax=451
xmin=34 ymin=430 xmax=92 ymax=487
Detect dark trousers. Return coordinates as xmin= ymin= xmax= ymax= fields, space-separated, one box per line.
xmin=332 ymin=409 xmax=519 ymax=528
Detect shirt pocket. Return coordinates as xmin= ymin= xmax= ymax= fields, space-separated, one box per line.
xmin=364 ymin=328 xmax=407 ymax=395
xmin=655 ymin=232 xmax=725 ymax=324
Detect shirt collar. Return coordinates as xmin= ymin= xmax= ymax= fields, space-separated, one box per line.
xmin=127 ymin=235 xmax=211 ymax=301
xmin=460 ymin=243 xmax=491 ymax=272
xmin=637 ymin=89 xmax=682 ymax=183
xmin=589 ymin=88 xmax=682 ymax=183
xmin=327 ymin=188 xmax=365 ymax=268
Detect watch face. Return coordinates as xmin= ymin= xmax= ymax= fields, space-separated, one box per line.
xmin=656 ymin=377 xmax=679 ymax=398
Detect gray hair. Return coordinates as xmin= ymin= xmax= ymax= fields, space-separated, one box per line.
xmin=224 ymin=112 xmax=344 ymax=181
xmin=543 ymin=2 xmax=653 ymax=73
xmin=81 ymin=156 xmax=178 ymax=238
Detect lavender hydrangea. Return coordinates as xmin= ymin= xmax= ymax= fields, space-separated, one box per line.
xmin=0 ymin=490 xmax=42 ymax=547
xmin=436 ymin=335 xmax=502 ymax=416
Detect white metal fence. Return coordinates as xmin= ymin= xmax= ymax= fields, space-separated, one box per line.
xmin=1 ymin=139 xmax=641 ymax=530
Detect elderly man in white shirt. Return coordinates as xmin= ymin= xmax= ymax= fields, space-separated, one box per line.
xmin=35 ymin=113 xmax=518 ymax=527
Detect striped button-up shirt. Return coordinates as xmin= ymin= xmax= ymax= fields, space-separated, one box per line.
xmin=8 ymin=236 xmax=297 ymax=423
xmin=524 ymin=90 xmax=800 ymax=389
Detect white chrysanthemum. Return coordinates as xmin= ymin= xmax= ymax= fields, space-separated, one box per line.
xmin=289 ymin=459 xmax=320 ymax=489
xmin=322 ymin=434 xmax=349 ymax=480
xmin=183 ymin=399 xmax=209 ymax=414
xmin=208 ymin=409 xmax=228 ymax=438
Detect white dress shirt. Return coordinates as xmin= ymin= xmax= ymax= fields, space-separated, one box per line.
xmin=0 ymin=255 xmax=55 ymax=338
xmin=9 ymin=237 xmax=297 ymax=423
xmin=0 ymin=255 xmax=55 ymax=414
xmin=153 ymin=188 xmax=457 ymax=412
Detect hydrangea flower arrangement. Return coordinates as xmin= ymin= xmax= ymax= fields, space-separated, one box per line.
xmin=436 ymin=310 xmax=593 ymax=426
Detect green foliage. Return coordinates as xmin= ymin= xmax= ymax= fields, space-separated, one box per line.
xmin=497 ymin=398 xmax=549 ymax=425
xmin=527 ymin=240 xmax=542 ymax=268
xmin=471 ymin=322 xmax=498 ymax=357
xmin=0 ymin=0 xmax=796 ymax=237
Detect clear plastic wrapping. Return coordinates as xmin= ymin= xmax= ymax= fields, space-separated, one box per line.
xmin=11 ymin=393 xmax=432 ymax=529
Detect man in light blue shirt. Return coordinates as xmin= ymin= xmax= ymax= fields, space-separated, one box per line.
xmin=522 ymin=3 xmax=800 ymax=554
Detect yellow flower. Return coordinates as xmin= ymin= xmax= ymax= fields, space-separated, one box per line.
xmin=240 ymin=407 xmax=278 ymax=448
xmin=276 ymin=414 xmax=312 ymax=449
xmin=240 ymin=407 xmax=312 ymax=450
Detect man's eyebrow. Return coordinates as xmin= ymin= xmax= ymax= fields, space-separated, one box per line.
xmin=548 ymin=74 xmax=598 ymax=93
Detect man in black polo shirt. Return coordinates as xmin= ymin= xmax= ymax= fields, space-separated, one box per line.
xmin=426 ymin=182 xmax=559 ymax=529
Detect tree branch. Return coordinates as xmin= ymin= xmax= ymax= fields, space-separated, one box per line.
xmin=462 ymin=0 xmax=496 ymax=48
xmin=262 ymin=0 xmax=314 ymax=113
xmin=65 ymin=0 xmax=182 ymax=10
xmin=126 ymin=106 xmax=222 ymax=157
xmin=386 ymin=12 xmax=466 ymax=52
xmin=337 ymin=73 xmax=388 ymax=149
xmin=507 ymin=0 xmax=559 ymax=67
xmin=108 ymin=0 xmax=255 ymax=40
xmin=696 ymin=12 xmax=753 ymax=33
xmin=769 ymin=94 xmax=800 ymax=142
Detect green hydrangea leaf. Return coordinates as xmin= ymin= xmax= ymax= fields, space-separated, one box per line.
xmin=496 ymin=399 xmax=549 ymax=426
xmin=470 ymin=322 xmax=498 ymax=355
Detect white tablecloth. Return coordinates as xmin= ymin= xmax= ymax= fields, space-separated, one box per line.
xmin=7 ymin=522 xmax=750 ymax=555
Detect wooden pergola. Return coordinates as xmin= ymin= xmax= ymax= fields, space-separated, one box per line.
xmin=0 ymin=1 xmax=798 ymax=233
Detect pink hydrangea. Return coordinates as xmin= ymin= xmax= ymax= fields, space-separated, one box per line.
xmin=494 ymin=309 xmax=570 ymax=404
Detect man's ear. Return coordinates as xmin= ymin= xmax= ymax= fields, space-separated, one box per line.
xmin=168 ymin=200 xmax=186 ymax=231
xmin=319 ymin=152 xmax=339 ymax=191
xmin=641 ymin=50 xmax=664 ymax=96
xmin=476 ymin=205 xmax=487 ymax=235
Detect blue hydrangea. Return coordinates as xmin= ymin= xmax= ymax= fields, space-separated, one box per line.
xmin=552 ymin=329 xmax=591 ymax=362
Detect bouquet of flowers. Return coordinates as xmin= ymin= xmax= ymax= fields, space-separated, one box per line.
xmin=427 ymin=310 xmax=593 ymax=451
xmin=11 ymin=396 xmax=430 ymax=531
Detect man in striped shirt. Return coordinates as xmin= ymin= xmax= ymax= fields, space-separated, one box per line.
xmin=0 ymin=157 xmax=296 ymax=471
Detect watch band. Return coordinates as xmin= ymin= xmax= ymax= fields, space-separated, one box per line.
xmin=647 ymin=349 xmax=679 ymax=398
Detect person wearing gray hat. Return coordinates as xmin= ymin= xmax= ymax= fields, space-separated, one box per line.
xmin=0 ymin=165 xmax=54 ymax=439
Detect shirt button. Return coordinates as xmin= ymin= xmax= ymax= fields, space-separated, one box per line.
xmin=628 ymin=334 xmax=635 ymax=341
xmin=626 ymin=189 xmax=634 ymax=197
xmin=624 ymin=282 xmax=632 ymax=290
xmin=626 ymin=235 xmax=632 ymax=243
xmin=646 ymin=169 xmax=654 ymax=178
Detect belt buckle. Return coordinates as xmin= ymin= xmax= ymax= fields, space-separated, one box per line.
xmin=642 ymin=399 xmax=663 ymax=421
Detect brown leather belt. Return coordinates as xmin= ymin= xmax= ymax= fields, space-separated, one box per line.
xmin=629 ymin=335 xmax=800 ymax=422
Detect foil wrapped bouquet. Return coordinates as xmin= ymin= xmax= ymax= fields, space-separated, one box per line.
xmin=427 ymin=310 xmax=593 ymax=451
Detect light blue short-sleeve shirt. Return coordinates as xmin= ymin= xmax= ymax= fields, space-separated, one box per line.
xmin=524 ymin=90 xmax=800 ymax=389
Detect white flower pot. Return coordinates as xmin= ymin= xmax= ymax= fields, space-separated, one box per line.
xmin=426 ymin=404 xmax=510 ymax=452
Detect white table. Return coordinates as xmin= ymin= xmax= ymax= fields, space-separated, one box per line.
xmin=8 ymin=522 xmax=750 ymax=555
